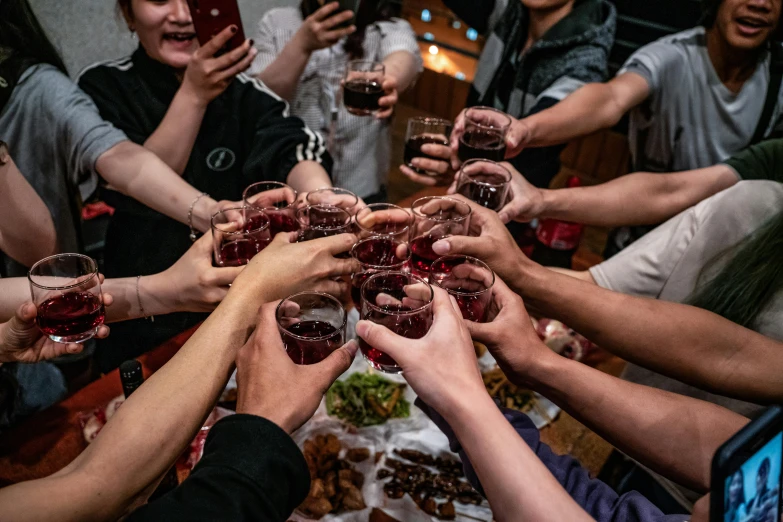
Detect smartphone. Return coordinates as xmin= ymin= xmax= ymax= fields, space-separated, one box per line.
xmin=301 ymin=0 xmax=361 ymax=29
xmin=186 ymin=0 xmax=246 ymax=55
xmin=711 ymin=406 xmax=783 ymax=522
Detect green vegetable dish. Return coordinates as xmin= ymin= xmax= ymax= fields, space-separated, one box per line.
xmin=326 ymin=373 xmax=411 ymax=427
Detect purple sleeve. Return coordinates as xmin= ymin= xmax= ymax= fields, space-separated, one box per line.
xmin=415 ymin=399 xmax=689 ymax=522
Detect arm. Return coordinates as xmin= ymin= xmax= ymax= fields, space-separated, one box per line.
xmin=382 ymin=50 xmax=419 ymax=94
xmin=253 ymin=4 xmax=354 ymax=101
xmin=0 ymin=147 xmax=58 ymax=267
xmin=144 ymin=28 xmax=257 ymax=174
xmin=466 ymin=278 xmax=748 ymax=493
xmin=286 ymin=160 xmax=332 ymax=193
xmin=0 ymin=233 xmax=359 ymax=522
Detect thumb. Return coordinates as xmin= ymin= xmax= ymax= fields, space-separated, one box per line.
xmin=355 ymin=320 xmax=407 ymax=363
xmin=464 ymin=320 xmax=493 ymax=344
xmin=317 ymin=340 xmax=358 ymax=383
xmin=16 ymin=302 xmax=38 ymax=324
xmin=505 ymin=120 xmax=530 ymax=155
xmin=431 ymin=235 xmax=484 ymax=259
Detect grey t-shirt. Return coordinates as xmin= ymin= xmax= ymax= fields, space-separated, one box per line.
xmin=590 ymin=180 xmax=783 ymax=417
xmin=0 ymin=64 xmax=127 ymax=276
xmin=620 ymin=27 xmax=783 ymax=173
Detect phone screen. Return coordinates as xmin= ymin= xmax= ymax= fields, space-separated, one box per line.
xmin=723 ymin=432 xmax=782 ymax=522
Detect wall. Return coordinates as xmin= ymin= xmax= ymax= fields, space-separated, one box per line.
xmin=29 ymin=0 xmax=298 ymax=77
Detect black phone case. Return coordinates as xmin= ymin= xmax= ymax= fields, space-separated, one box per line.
xmin=302 ymin=0 xmax=360 ymax=29
xmin=710 ymin=405 xmax=783 ymax=522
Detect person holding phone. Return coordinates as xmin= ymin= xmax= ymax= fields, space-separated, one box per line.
xmin=250 ymin=0 xmax=423 ymax=203
xmin=77 ymin=0 xmax=336 ymax=368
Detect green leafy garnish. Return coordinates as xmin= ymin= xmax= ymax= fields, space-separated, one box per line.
xmin=326 ymin=373 xmax=410 ymax=427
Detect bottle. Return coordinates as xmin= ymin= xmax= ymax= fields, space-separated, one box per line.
xmin=119 ymin=359 xmax=180 ymax=499
xmin=531 ymin=176 xmax=585 ymax=269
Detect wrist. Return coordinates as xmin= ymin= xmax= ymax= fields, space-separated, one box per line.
xmin=178 ymin=81 xmax=209 ymax=110
xmin=192 ymin=196 xmax=218 ymax=234
xmin=536 ymin=188 xmax=555 ymax=219
xmin=142 ymin=272 xmax=182 ymax=315
xmin=292 ymin=29 xmax=316 ymax=55
xmin=524 ymin=348 xmax=568 ymax=396
xmin=438 ymin=389 xmax=499 ymax=428
xmin=237 ymin=398 xmax=297 ymax=434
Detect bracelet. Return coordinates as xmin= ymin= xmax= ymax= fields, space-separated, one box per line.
xmin=188 ymin=192 xmax=210 ymax=242
xmin=136 ymin=275 xmax=154 ymax=322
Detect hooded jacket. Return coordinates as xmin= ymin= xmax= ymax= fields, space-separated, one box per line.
xmin=445 ymin=0 xmax=616 ymax=187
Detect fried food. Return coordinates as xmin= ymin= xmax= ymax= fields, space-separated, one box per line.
xmin=482 ymin=367 xmax=535 ymax=412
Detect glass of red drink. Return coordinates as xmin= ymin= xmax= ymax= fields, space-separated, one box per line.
xmin=296 ymin=205 xmax=353 ymax=242
xmin=354 ymin=203 xmax=413 ymax=242
xmin=458 ymin=106 xmax=511 ymax=163
xmin=276 ymin=292 xmax=346 ymax=365
xmin=359 ymin=271 xmax=433 ymax=373
xmin=455 ymin=159 xmax=512 ymax=211
xmin=429 ymin=255 xmax=495 ymax=323
xmin=343 ymin=60 xmax=385 ymax=116
xmin=242 ymin=181 xmax=300 ymax=237
xmin=404 ymin=117 xmax=452 ymax=174
xmin=305 ymin=187 xmax=360 ymax=215
xmin=28 ymin=254 xmax=105 ymax=343
xmin=350 ymin=237 xmax=411 ymax=309
xmin=409 ymin=197 xmax=473 ymax=277
xmin=211 ymin=207 xmax=272 ymax=267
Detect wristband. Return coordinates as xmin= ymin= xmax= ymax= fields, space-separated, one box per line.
xmin=188 ymin=192 xmax=210 ymax=241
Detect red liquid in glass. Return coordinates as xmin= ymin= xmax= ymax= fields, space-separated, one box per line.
xmin=343 ymin=79 xmax=383 ymax=115
xmin=281 ymin=320 xmax=342 ymax=365
xmin=359 ymin=304 xmax=431 ymax=371
xmin=453 ymin=292 xmax=489 ymax=323
xmin=218 ymin=239 xmax=261 ymax=267
xmin=248 ymin=213 xmax=299 ymax=237
xmin=410 ymin=236 xmax=441 ymax=274
xmin=353 ymin=237 xmax=401 ymax=266
xmin=37 ymin=292 xmax=105 ymax=338
xmin=457 ymin=173 xmax=508 ymax=210
xmin=458 ymin=131 xmax=506 ymax=162
xmin=404 ymin=135 xmax=449 ymax=173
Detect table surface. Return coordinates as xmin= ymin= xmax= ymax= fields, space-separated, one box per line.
xmin=0 ymin=189 xmax=623 ymax=486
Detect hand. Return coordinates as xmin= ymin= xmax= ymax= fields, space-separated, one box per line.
xmin=235 ymin=301 xmax=358 ymax=433
xmin=295 ymin=2 xmax=356 ymax=53
xmin=376 ymin=76 xmax=399 ymax=120
xmin=462 ymin=278 xmax=549 ymax=388
xmin=690 ymin=495 xmax=709 ymax=522
xmin=495 ymin=162 xmax=544 ymax=224
xmin=429 ymin=195 xmax=528 ymax=285
xmin=0 ymin=295 xmax=112 ymax=364
xmin=233 ymin=231 xmax=359 ymax=302
xmin=181 ymin=25 xmax=258 ymax=106
xmin=400 ymin=142 xmax=456 ymax=187
xmin=449 ymin=111 xmax=532 ymax=169
xmin=355 ymin=287 xmax=486 ymax=414
xmin=157 ymin=232 xmax=244 ymax=313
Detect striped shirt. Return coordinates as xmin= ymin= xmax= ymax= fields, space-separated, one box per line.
xmin=250 ymin=8 xmax=422 ymax=198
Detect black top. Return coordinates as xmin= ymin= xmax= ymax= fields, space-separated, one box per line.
xmin=126 ymin=414 xmax=310 ymax=521
xmin=78 ymin=48 xmax=332 ymax=368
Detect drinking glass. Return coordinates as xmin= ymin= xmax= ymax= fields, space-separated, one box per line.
xmin=28 ymin=254 xmax=105 ymax=343
xmin=455 ymin=159 xmax=512 ymax=211
xmin=458 ymin=106 xmax=512 ymax=163
xmin=354 ymin=203 xmax=412 ymax=242
xmin=359 ymin=271 xmax=433 ymax=373
xmin=350 ymin=237 xmax=411 ymax=309
xmin=211 ymin=207 xmax=272 ymax=267
xmin=242 ymin=181 xmax=300 ymax=236
xmin=429 ymin=255 xmax=495 ymax=323
xmin=305 ymin=187 xmax=360 ymax=214
xmin=276 ymin=292 xmax=346 ymax=365
xmin=343 ymin=60 xmax=385 ymax=116
xmin=409 ymin=197 xmax=473 ymax=277
xmin=404 ymin=117 xmax=452 ymax=174
xmin=296 ymin=205 xmax=353 ymax=242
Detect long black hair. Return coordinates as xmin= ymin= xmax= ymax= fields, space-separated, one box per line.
xmin=300 ymin=0 xmax=402 ymax=59
xmin=0 ymin=0 xmax=68 ymax=75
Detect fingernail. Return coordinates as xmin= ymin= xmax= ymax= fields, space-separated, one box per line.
xmin=432 ymin=240 xmax=450 ymax=255
xmin=231 ymin=25 xmax=238 ymax=33
xmin=344 ymin=339 xmax=359 ymax=356
xmin=249 ymin=38 xmax=254 ymax=46
xmin=355 ymin=321 xmax=369 ymax=338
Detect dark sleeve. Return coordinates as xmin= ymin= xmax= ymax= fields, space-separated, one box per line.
xmin=127 ymin=414 xmax=310 ymax=522
xmin=723 ymin=139 xmax=783 ymax=182
xmin=77 ymin=67 xmax=149 ymax=145
xmin=237 ymin=74 xmax=333 ymax=185
xmin=511 ymin=97 xmax=566 ymax=188
xmin=441 ymin=0 xmax=496 ymax=34
xmin=416 ymin=399 xmax=689 ymax=522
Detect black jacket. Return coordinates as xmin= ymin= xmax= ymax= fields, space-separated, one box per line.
xmin=78 ymin=48 xmax=332 ymax=369
xmin=127 ymin=415 xmax=310 ymax=521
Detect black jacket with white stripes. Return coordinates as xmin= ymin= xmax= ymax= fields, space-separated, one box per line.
xmin=78 ymin=47 xmax=332 ymax=368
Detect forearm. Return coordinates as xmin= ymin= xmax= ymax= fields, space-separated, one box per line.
xmin=383 ymin=51 xmax=419 ymax=93
xmin=0 ymin=157 xmax=58 ymax=267
xmin=102 ymin=273 xmax=187 ymax=323
xmin=526 ymin=351 xmax=748 ymax=492
xmin=143 ymin=88 xmax=207 ymax=175
xmin=538 ymin=166 xmax=738 ymax=227
xmin=256 ymin=34 xmax=312 ymax=101
xmin=0 ymin=278 xmax=34 ymax=321
xmin=96 ymin=141 xmax=218 ymax=232
xmin=517 ymin=262 xmax=783 ymax=404
xmin=0 ymin=283 xmax=264 ymax=521
xmin=445 ymin=394 xmax=593 ymax=521
xmin=286 ymin=160 xmax=332 ymax=193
